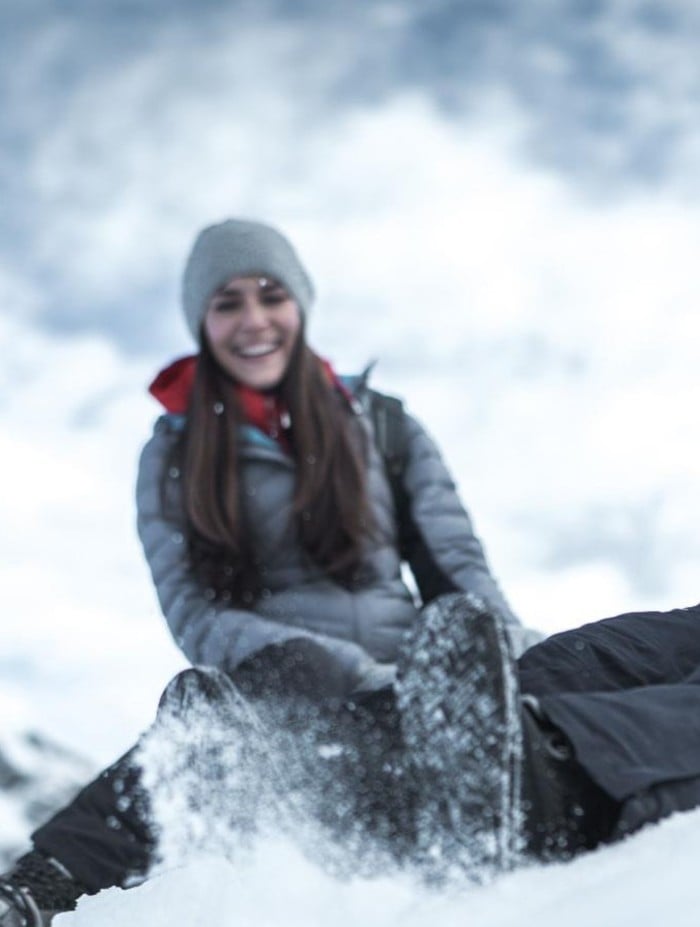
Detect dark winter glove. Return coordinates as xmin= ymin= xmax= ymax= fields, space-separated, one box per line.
xmin=232 ymin=637 xmax=366 ymax=702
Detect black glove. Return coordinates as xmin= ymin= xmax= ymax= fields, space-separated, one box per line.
xmin=232 ymin=638 xmax=360 ymax=702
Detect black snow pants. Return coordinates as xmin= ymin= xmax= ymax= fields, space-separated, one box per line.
xmin=518 ymin=602 xmax=700 ymax=835
xmin=31 ymin=602 xmax=700 ymax=892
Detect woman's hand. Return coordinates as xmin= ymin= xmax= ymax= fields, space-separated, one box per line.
xmin=232 ymin=637 xmax=382 ymax=701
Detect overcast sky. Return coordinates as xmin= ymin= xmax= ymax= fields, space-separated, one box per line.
xmin=1 ymin=0 xmax=699 ymax=752
xmin=3 ymin=0 xmax=700 ymax=346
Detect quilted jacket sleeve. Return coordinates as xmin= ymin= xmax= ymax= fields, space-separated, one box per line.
xmin=401 ymin=412 xmax=537 ymax=648
xmin=135 ymin=418 xmax=374 ymax=680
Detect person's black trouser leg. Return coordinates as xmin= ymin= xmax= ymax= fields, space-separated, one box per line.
xmin=519 ymin=604 xmax=700 ymax=696
xmin=31 ymin=667 xmax=245 ymax=893
xmin=518 ymin=604 xmax=700 ymax=804
xmin=31 ymin=747 xmax=152 ymax=894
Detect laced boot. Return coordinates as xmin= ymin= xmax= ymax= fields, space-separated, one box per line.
xmin=520 ymin=696 xmax=620 ymax=859
xmin=0 ymin=851 xmax=84 ymax=926
xmin=397 ymin=593 xmax=620 ymax=880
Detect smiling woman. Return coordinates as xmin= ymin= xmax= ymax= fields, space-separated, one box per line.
xmin=0 ymin=218 xmax=534 ymax=924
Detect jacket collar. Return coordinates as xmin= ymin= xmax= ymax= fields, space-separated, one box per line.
xmin=148 ymin=355 xmax=196 ymax=415
xmin=148 ymin=354 xmax=357 ymax=450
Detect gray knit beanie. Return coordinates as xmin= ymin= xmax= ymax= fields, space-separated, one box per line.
xmin=182 ymin=219 xmax=315 ymax=340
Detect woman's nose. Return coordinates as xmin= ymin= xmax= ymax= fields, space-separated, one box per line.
xmin=239 ymin=298 xmax=268 ymax=329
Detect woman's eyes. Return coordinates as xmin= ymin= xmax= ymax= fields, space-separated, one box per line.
xmin=214 ymin=289 xmax=289 ymax=311
xmin=261 ymin=289 xmax=288 ymax=304
xmin=212 ymin=300 xmax=242 ymax=312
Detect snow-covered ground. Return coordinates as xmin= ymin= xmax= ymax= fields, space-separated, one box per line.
xmin=58 ymin=810 xmax=700 ymax=927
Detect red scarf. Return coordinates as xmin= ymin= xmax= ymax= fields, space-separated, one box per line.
xmin=148 ymin=354 xmax=351 ymax=453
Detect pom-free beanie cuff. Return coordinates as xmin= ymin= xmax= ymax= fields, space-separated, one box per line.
xmin=182 ymin=219 xmax=315 ymax=340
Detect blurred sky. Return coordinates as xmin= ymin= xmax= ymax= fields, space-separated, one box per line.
xmin=1 ymin=1 xmax=699 ymax=758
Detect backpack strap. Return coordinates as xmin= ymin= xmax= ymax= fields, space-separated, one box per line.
xmin=368 ymin=390 xmax=408 ymax=477
xmin=368 ymin=389 xmax=412 ymax=559
xmin=367 ymin=389 xmax=461 ymax=603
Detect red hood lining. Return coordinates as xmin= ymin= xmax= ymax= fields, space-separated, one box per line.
xmin=148 ymin=354 xmax=353 ymax=418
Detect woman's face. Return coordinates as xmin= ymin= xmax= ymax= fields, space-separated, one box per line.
xmin=204 ymin=275 xmax=302 ymax=390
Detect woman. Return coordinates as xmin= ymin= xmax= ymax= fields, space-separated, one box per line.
xmin=2 ymin=220 xmax=699 ymax=925
xmin=137 ymin=219 xmax=530 ymax=693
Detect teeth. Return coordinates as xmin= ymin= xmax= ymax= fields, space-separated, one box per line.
xmin=235 ymin=344 xmax=278 ymax=358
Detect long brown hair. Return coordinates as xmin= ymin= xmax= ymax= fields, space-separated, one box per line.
xmin=177 ymin=328 xmax=375 ymax=604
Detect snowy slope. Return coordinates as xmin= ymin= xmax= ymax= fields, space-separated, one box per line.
xmin=58 ymin=810 xmax=700 ymax=927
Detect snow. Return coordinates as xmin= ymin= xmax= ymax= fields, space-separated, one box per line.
xmin=58 ymin=811 xmax=700 ymax=927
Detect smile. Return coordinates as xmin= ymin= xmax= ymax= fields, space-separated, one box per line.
xmin=233 ymin=343 xmax=281 ymax=358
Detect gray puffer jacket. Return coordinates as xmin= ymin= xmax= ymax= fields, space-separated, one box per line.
xmin=136 ymin=384 xmax=529 ymax=693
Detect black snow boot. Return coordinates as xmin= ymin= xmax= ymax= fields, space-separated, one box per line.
xmin=396 ymin=593 xmax=523 ymax=882
xmin=0 ymin=850 xmax=84 ymax=926
xmin=520 ymin=697 xmax=620 ymax=859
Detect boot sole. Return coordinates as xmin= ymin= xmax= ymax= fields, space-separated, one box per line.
xmin=397 ymin=593 xmax=523 ymax=881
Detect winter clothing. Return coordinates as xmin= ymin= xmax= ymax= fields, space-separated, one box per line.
xmin=146 ymin=354 xmax=352 ymax=455
xmin=29 ymin=598 xmax=700 ymax=894
xmin=136 ymin=362 xmax=520 ymax=698
xmin=519 ymin=605 xmax=700 ymax=799
xmin=397 ymin=594 xmax=624 ymax=872
xmin=393 ymin=597 xmax=700 ymax=873
xmin=181 ymin=219 xmax=315 ymax=339
xmin=0 ymin=851 xmax=83 ymax=926
xmin=520 ymin=705 xmax=617 ymax=858
xmin=146 ymin=354 xmax=196 ymax=414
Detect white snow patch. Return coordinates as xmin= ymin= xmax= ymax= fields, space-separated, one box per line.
xmin=58 ymin=809 xmax=700 ymax=927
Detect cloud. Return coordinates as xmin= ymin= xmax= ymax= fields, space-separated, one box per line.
xmin=2 ymin=0 xmax=699 ymax=349
xmin=0 ymin=313 xmax=184 ymax=757
xmin=393 ymin=1 xmax=700 ymax=192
